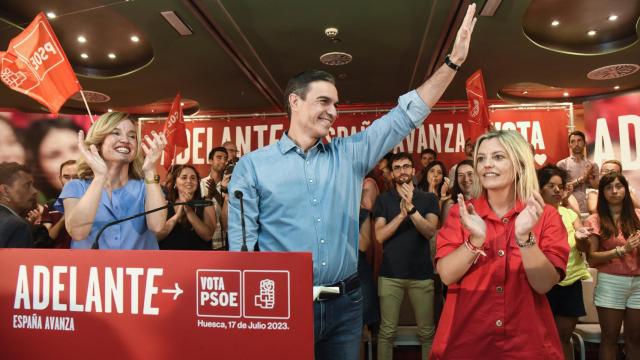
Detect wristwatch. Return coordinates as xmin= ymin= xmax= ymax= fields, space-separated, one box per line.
xmin=444 ymin=55 xmax=461 ymax=71
xmin=144 ymin=174 xmax=160 ymax=184
xmin=516 ymin=232 xmax=536 ymax=248
xmin=407 ymin=206 xmax=418 ymax=215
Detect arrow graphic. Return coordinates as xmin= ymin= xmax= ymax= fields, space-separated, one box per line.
xmin=162 ymin=283 xmax=183 ymax=300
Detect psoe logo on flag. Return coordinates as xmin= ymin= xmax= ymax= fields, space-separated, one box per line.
xmin=12 ymin=20 xmax=65 ymax=82
xmin=243 ymin=270 xmax=290 ymax=319
xmin=196 ymin=270 xmax=242 ymax=318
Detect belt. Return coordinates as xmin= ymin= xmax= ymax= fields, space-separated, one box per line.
xmin=317 ymin=273 xmax=360 ymax=301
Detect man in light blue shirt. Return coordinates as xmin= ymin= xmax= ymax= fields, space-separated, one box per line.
xmin=228 ymin=5 xmax=478 ymax=358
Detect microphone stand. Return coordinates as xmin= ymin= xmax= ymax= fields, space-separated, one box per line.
xmin=235 ymin=190 xmax=248 ymax=252
xmin=92 ymin=200 xmax=212 ymax=249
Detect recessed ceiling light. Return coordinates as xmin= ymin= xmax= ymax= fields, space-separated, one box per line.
xmin=108 ymin=53 xmax=116 ymax=59
xmin=614 ymin=85 xmax=620 ymax=90
xmin=522 ymin=90 xmax=528 ymax=95
xmin=563 ymin=92 xmax=569 ymax=97
xmin=180 ymin=102 xmax=185 ymax=106
xmin=609 ymin=15 xmax=618 ymax=21
xmin=551 ymin=20 xmax=560 ymax=26
xmin=587 ymin=30 xmax=597 ymax=36
xmin=80 ymin=53 xmax=88 ymax=59
xmin=46 ymin=12 xmax=56 ymax=19
xmin=130 ymin=35 xmax=140 ymax=42
xmin=108 ymin=109 xmax=113 ymax=112
xmin=77 ymin=36 xmax=87 ymax=43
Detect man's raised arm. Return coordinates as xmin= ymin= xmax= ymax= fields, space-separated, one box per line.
xmin=417 ymin=3 xmax=477 ymax=108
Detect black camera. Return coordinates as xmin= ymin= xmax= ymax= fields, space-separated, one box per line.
xmin=224 ymin=162 xmax=236 ymax=175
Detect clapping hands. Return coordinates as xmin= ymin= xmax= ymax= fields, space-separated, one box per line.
xmin=515 ymin=192 xmax=545 ymax=239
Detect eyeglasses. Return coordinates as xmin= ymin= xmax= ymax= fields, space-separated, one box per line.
xmin=392 ymin=164 xmax=413 ymax=172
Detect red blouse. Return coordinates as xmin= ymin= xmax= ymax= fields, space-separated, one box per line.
xmin=431 ymin=197 xmax=569 ymax=360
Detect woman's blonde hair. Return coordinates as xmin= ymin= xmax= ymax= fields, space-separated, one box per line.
xmin=470 ymin=130 xmax=539 ymax=202
xmin=77 ymin=112 xmax=144 ymax=179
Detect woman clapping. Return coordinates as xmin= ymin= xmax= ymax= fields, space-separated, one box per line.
xmin=157 ymin=164 xmax=216 ymax=250
xmin=60 ymin=112 xmax=167 ymax=249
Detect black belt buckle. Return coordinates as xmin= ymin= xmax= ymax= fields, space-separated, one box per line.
xmin=317 ymin=274 xmax=359 ymax=301
xmin=318 ymin=290 xmax=341 ymax=301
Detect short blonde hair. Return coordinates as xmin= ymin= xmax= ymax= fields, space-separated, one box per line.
xmin=77 ymin=112 xmax=144 ymax=180
xmin=471 ymin=130 xmax=539 ymax=202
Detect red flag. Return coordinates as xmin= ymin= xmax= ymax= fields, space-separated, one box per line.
xmin=465 ymin=69 xmax=491 ymax=142
xmin=162 ymin=93 xmax=188 ymax=170
xmin=0 ymin=12 xmax=81 ymax=114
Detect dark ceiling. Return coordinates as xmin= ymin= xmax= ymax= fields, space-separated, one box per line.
xmin=0 ymin=0 xmax=639 ymax=116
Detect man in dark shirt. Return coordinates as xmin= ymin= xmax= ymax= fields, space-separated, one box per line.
xmin=373 ymin=152 xmax=440 ymax=359
xmin=0 ymin=162 xmax=40 ymax=248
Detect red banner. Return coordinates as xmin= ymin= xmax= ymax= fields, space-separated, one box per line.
xmin=584 ymin=92 xmax=640 ymax=191
xmin=465 ymin=69 xmax=491 ymax=141
xmin=162 ymin=93 xmax=188 ymax=170
xmin=0 ymin=13 xmax=81 ymax=114
xmin=0 ymin=249 xmax=313 ymax=359
xmin=141 ymin=107 xmax=571 ymax=176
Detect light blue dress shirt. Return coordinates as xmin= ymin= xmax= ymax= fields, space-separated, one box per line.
xmin=57 ymin=179 xmax=159 ymax=250
xmin=228 ymin=90 xmax=430 ymax=285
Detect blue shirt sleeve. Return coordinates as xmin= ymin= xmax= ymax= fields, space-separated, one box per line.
xmin=54 ymin=179 xmax=87 ymax=212
xmin=334 ymin=90 xmax=431 ymax=177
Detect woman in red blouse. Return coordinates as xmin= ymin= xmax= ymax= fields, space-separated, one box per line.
xmin=581 ymin=172 xmax=640 ymax=360
xmin=431 ymin=130 xmax=569 ymax=359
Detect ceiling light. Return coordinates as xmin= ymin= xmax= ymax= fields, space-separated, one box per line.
xmin=614 ymin=85 xmax=620 ymax=90
xmin=324 ymin=27 xmax=339 ymax=38
xmin=522 ymin=90 xmax=528 ymax=95
xmin=108 ymin=53 xmax=116 ymax=59
xmin=130 ymin=35 xmax=140 ymax=42
xmin=77 ymin=36 xmax=86 ymax=43
xmin=180 ymin=102 xmax=185 ymax=106
xmin=563 ymin=92 xmax=569 ymax=97
xmin=608 ymin=15 xmax=618 ymax=21
xmin=46 ymin=12 xmax=56 ymax=19
xmin=108 ymin=109 xmax=113 ymax=112
xmin=551 ymin=20 xmax=560 ymax=26
xmin=80 ymin=53 xmax=88 ymax=59
xmin=587 ymin=30 xmax=597 ymax=36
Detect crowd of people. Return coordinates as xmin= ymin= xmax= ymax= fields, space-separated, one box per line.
xmin=1 ymin=4 xmax=639 ymax=359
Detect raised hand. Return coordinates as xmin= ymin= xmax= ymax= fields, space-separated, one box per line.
xmin=625 ymin=230 xmax=640 ymax=252
xmin=141 ymin=131 xmax=167 ymax=175
xmin=441 ymin=177 xmax=451 ymax=198
xmin=78 ymin=130 xmax=107 ymax=178
xmin=26 ymin=205 xmax=43 ymax=225
xmin=457 ymin=194 xmax=486 ymax=244
xmin=399 ymin=199 xmax=409 ymax=218
xmin=221 ymin=173 xmax=232 ymax=188
xmin=515 ymin=192 xmax=545 ymax=238
xmin=450 ymin=3 xmax=478 ymax=64
xmin=575 ymin=227 xmax=593 ymax=241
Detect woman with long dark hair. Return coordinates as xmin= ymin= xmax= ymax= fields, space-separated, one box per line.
xmin=24 ymin=118 xmax=82 ymax=201
xmin=441 ymin=159 xmax=475 ymax=221
xmin=418 ymin=160 xmax=450 ymax=209
xmin=582 ymin=172 xmax=640 ymax=360
xmin=157 ymin=164 xmax=216 ymax=250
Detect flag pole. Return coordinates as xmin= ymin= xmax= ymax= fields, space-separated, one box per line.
xmin=79 ymin=89 xmax=95 ymax=123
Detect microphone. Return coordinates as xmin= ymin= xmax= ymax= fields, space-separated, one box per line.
xmin=235 ymin=190 xmax=248 ymax=252
xmin=92 ymin=199 xmax=212 ymax=249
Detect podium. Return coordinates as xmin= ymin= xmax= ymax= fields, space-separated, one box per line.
xmin=0 ymin=249 xmax=314 ymax=359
